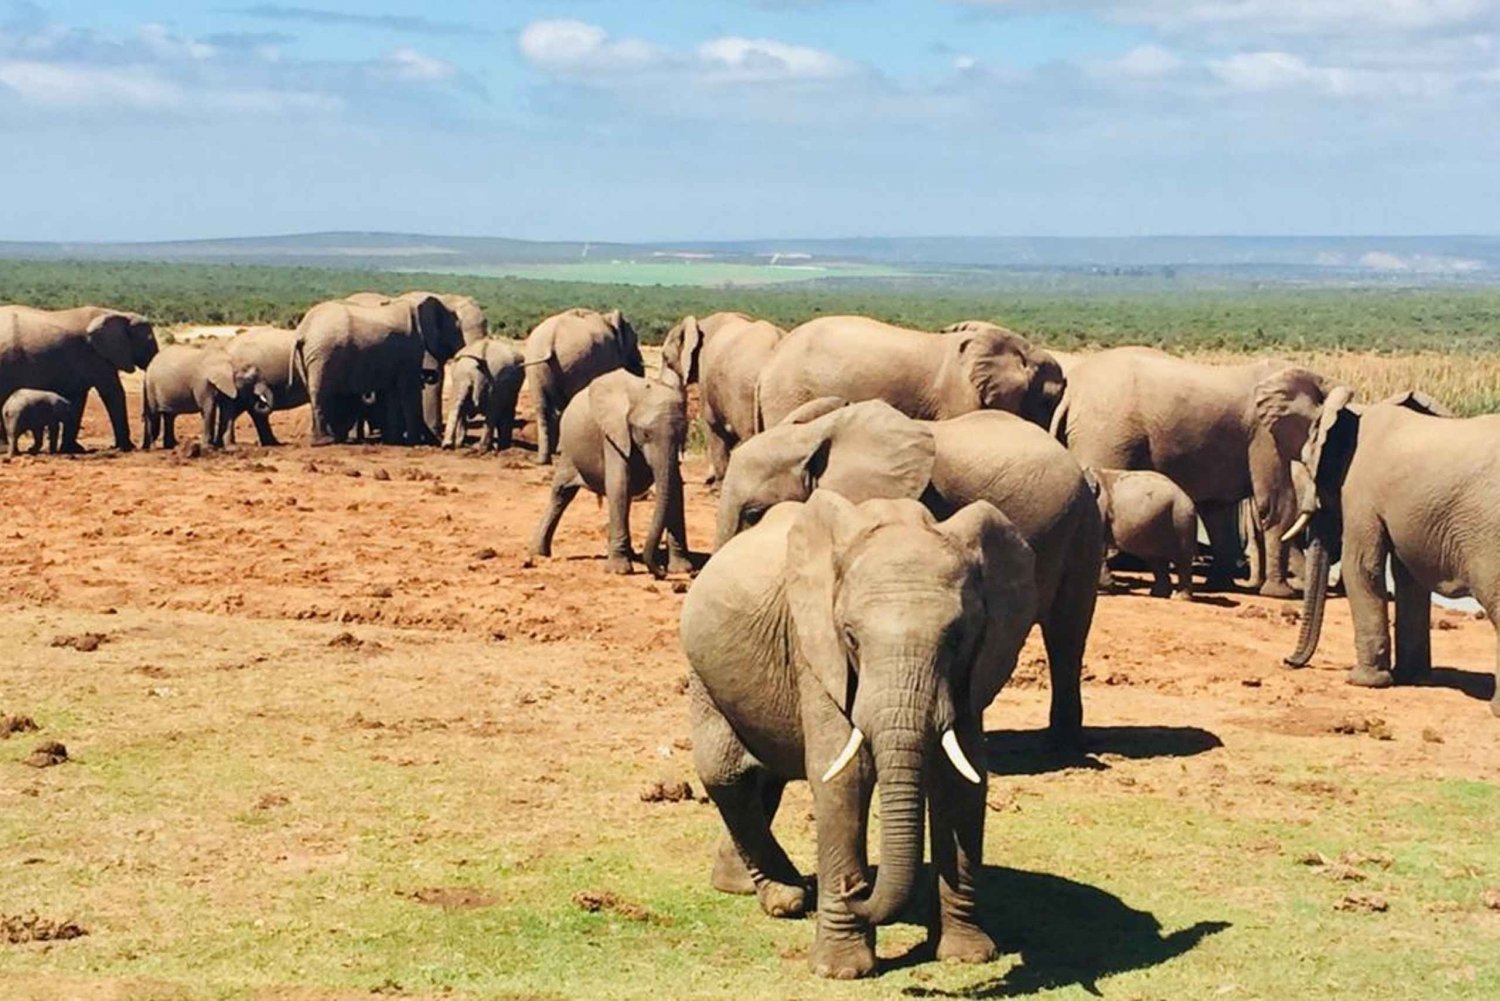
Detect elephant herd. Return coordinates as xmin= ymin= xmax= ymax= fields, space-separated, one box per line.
xmin=3 ymin=297 xmax=1500 ymax=978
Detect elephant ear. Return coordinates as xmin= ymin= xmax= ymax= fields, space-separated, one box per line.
xmin=588 ymin=375 xmax=635 ymax=458
xmin=1301 ymin=385 xmax=1358 ymax=504
xmin=604 ymin=310 xmax=645 ymax=375
xmin=777 ymin=396 xmax=850 ymax=427
xmin=936 ymin=501 xmax=1039 ymax=714
xmin=1253 ymin=367 xmax=1333 ymax=462
xmin=86 ymin=312 xmax=136 ymax=372
xmin=956 ymin=328 xmax=1032 ymax=413
xmin=1378 ymin=390 xmax=1453 ymax=418
xmin=785 ymin=490 xmax=875 ymax=713
xmin=814 ymin=401 xmax=936 ymax=503
xmin=205 ymin=354 xmax=239 ymax=400
xmin=665 ymin=316 xmax=706 ymax=384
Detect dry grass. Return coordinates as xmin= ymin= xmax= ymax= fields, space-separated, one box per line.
xmin=1190 ymin=350 xmax=1500 ymax=416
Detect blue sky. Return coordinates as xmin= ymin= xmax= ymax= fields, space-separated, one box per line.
xmin=2 ymin=1 xmax=1498 ymax=241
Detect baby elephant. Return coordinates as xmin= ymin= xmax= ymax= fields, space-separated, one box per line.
xmin=1089 ymin=468 xmax=1198 ymax=599
xmin=3 ymin=389 xmax=71 ymax=456
xmin=441 ymin=338 xmax=525 ymax=451
xmin=142 ymin=344 xmax=274 ymax=449
xmin=530 ymin=369 xmax=691 ymax=577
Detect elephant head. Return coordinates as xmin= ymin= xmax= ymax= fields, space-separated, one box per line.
xmin=602 ymin=309 xmax=645 ymax=377
xmin=942 ymin=324 xmax=1065 ymax=430
xmin=208 ymin=355 xmax=274 ymax=415
xmin=661 ymin=315 xmax=705 ymax=384
xmin=591 ymin=372 xmax=687 ymax=578
xmin=88 ymin=311 xmax=158 ymax=373
xmin=1250 ymin=365 xmax=1339 ymax=528
xmin=715 ymin=399 xmax=936 ymax=549
xmin=1282 ymin=389 xmax=1452 ymax=668
xmin=785 ymin=491 xmax=1036 ymax=925
xmin=409 ymin=296 xmax=464 ymax=365
xmin=438 ymin=294 xmax=489 ymax=344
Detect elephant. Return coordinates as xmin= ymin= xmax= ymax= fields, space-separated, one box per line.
xmin=1088 ymin=468 xmax=1198 ymax=599
xmin=661 ymin=312 xmax=787 ymax=483
xmin=2 ymin=389 xmax=70 ymax=456
xmin=716 ymin=398 xmax=1099 ymax=743
xmin=754 ymin=315 xmax=1065 ymax=433
xmin=524 ymin=308 xmax=644 ymax=465
xmin=683 ymin=491 xmax=1038 ymax=978
xmin=942 ymin=320 xmax=1080 ymax=378
xmin=1280 ymin=390 xmax=1500 ymax=711
xmin=344 ymin=292 xmax=488 ymax=434
xmin=293 ymin=294 xmax=463 ymax=446
xmin=225 ymin=326 xmax=303 ymax=446
xmin=441 ymin=338 xmax=525 ymax=451
xmin=0 ymin=305 xmax=158 ymax=452
xmin=529 ymin=369 xmax=691 ymax=578
xmin=1052 ymin=347 xmax=1330 ymax=596
xmin=141 ymin=344 xmax=274 ymax=450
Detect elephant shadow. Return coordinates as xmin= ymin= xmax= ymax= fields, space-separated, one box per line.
xmin=892 ymin=865 xmax=1229 ymax=997
xmin=983 ymin=725 xmax=1223 ymax=777
xmin=1423 ymin=667 xmax=1496 ymax=703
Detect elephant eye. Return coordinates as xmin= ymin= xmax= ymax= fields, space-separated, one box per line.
xmin=742 ymin=506 xmax=765 ymax=527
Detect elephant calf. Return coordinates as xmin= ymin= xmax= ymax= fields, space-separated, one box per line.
xmin=683 ymin=492 xmax=1037 ymax=978
xmin=3 ymin=389 xmax=70 ymax=456
xmin=530 ymin=370 xmax=690 ymax=577
xmin=142 ymin=344 xmax=273 ymax=449
xmin=1089 ymin=468 xmax=1198 ymax=599
xmin=441 ymin=339 xmax=525 ymax=451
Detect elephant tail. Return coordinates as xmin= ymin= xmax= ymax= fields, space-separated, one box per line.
xmin=1048 ymin=391 xmax=1071 ymax=444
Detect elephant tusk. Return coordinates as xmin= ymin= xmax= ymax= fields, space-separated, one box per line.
xmin=941 ymin=729 xmax=983 ymax=785
xmin=1281 ymin=511 xmax=1313 ymax=544
xmin=820 ymin=727 xmax=865 ymax=783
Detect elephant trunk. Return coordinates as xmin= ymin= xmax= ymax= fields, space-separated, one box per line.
xmin=1285 ymin=518 xmax=1332 ymax=667
xmin=642 ymin=442 xmax=680 ymax=580
xmin=845 ymin=719 xmax=926 ymax=926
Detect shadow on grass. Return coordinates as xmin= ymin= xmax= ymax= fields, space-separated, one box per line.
xmin=1422 ymin=667 xmax=1496 ymax=702
xmin=984 ymin=725 xmax=1223 ymax=777
xmin=893 ymin=866 xmax=1229 ymax=997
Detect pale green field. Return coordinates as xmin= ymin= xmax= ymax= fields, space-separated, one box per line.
xmin=464 ymin=260 xmax=910 ymax=287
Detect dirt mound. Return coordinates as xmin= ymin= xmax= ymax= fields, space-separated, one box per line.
xmin=49 ymin=632 xmax=107 ymax=652
xmin=398 ymin=887 xmax=498 ymax=910
xmin=23 ymin=741 xmax=68 ymax=768
xmin=2 ymin=913 xmax=87 ymax=944
xmin=571 ymin=889 xmax=667 ymax=924
xmin=639 ymin=779 xmax=697 ymax=803
xmin=1 ymin=714 xmax=39 ymax=739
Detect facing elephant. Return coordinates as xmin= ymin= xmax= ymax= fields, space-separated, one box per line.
xmin=442 ymin=338 xmax=525 ymax=451
xmin=754 ymin=315 xmax=1065 ymax=433
xmin=0 ymin=305 xmax=158 ymax=452
xmin=529 ymin=369 xmax=690 ymax=578
xmin=1280 ymin=390 xmax=1500 ymax=711
xmin=716 ymin=398 xmax=1099 ymax=743
xmin=684 ymin=492 xmax=1037 ymax=978
xmin=524 ymin=308 xmax=644 ymax=465
xmin=142 ymin=344 xmax=273 ymax=449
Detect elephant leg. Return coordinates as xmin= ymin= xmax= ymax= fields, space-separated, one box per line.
xmin=1149 ymin=561 xmax=1173 ymax=599
xmin=162 ymin=414 xmax=179 ymax=450
xmin=61 ymin=392 xmax=87 ymax=453
xmin=1200 ymin=504 xmax=1240 ymax=590
xmin=96 ymin=376 xmax=133 ymax=452
xmin=529 ymin=458 xmax=583 ymax=558
xmin=1242 ymin=500 xmax=1267 ymax=590
xmin=423 ymin=374 xmax=443 ymax=441
xmin=1174 ymin=546 xmax=1195 ymax=600
xmin=535 ymin=399 xmax=558 ymax=465
xmin=1391 ymin=556 xmax=1432 ymax=685
xmin=603 ymin=448 xmax=635 ymax=574
xmin=201 ymin=399 xmax=220 ymax=447
xmin=1260 ymin=522 xmax=1297 ymax=599
xmin=928 ymin=719 xmax=997 ymax=965
xmin=398 ymin=381 xmax=429 ymax=447
xmin=492 ymin=384 xmax=520 ymax=451
xmin=1345 ymin=530 xmax=1394 ymax=688
xmin=27 ymin=429 xmax=42 ymax=455
xmin=250 ymin=410 xmax=279 ymax=447
xmin=1040 ymin=553 xmax=1094 ymax=747
xmin=664 ymin=472 xmax=693 ymax=576
xmin=441 ymin=397 xmax=466 ymax=449
xmin=46 ymin=423 xmax=59 ymax=454
xmin=141 ymin=409 xmax=156 ymax=450
xmin=308 ymin=387 xmax=336 ymax=447
xmin=703 ymin=409 xmax=732 ymax=487
xmin=1490 ymin=625 xmax=1500 ymax=718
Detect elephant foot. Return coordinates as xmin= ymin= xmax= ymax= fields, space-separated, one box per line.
xmin=114 ymin=441 xmax=134 ymax=453
xmin=1149 ymin=584 xmax=1172 ymax=599
xmin=1202 ymin=575 xmax=1237 ymax=593
xmin=1170 ymin=589 xmax=1193 ymax=602
xmin=1393 ymin=662 xmax=1433 ymax=686
xmin=1097 ymin=571 xmax=1118 ymax=590
xmin=667 ymin=554 xmax=695 ymax=576
xmin=1259 ymin=580 xmax=1298 ymax=600
xmin=756 ymin=879 xmax=810 ymax=919
xmin=1490 ymin=694 xmax=1500 ymax=718
xmin=934 ymin=923 xmax=998 ymax=965
xmin=810 ymin=928 xmax=877 ymax=980
xmin=710 ymin=844 xmax=756 ymax=896
xmin=605 ymin=554 xmax=634 ymax=575
xmin=1347 ymin=665 xmax=1395 ymax=689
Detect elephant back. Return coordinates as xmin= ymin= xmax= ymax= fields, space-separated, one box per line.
xmin=526 ymin=309 xmax=637 ymax=404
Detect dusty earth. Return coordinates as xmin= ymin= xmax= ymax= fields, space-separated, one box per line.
xmin=1 ymin=381 xmax=1497 ymax=998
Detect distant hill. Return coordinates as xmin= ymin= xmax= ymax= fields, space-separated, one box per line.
xmin=2 ymin=232 xmax=1497 ymax=285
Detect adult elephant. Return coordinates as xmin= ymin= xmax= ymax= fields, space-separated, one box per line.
xmin=684 ymin=492 xmax=1037 ymax=978
xmin=716 ymin=398 xmax=1100 ymax=744
xmin=754 ymin=315 xmax=1065 ymax=432
xmin=0 ymin=305 xmax=158 ymax=452
xmin=1052 ymin=347 xmax=1330 ymax=595
xmin=293 ymin=294 xmax=463 ymax=446
xmin=344 ymin=292 xmax=488 ymax=434
xmin=226 ymin=325 xmax=303 ymax=446
xmin=661 ymin=312 xmax=786 ymax=483
xmin=524 ymin=308 xmax=644 ymax=464
xmin=942 ymin=320 xmax=1081 ymax=378
xmin=1281 ymin=390 xmax=1500 ymax=711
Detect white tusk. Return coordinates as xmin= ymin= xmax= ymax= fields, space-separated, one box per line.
xmin=942 ymin=729 xmax=983 ymax=785
xmin=1281 ymin=511 xmax=1313 ymax=544
xmin=820 ymin=727 xmax=865 ymax=783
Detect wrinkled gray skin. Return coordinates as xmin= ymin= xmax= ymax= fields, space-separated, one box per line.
xmin=1283 ymin=391 xmax=1500 ymax=713
xmin=0 ymin=305 xmax=158 ymax=452
xmin=3 ymin=389 xmax=70 ymax=456
xmin=755 ymin=315 xmax=1066 ymax=432
xmin=661 ymin=312 xmax=787 ymax=484
xmin=294 ymin=295 xmax=463 ymax=446
xmin=225 ymin=326 xmax=303 ymax=446
xmin=441 ymin=338 xmax=525 ymax=451
xmin=344 ymin=291 xmax=488 ymax=434
xmin=1053 ymin=347 xmax=1329 ymax=596
xmin=943 ymin=320 xmax=1080 ymax=378
xmin=142 ymin=343 xmax=274 ymax=449
xmin=684 ymin=492 xmax=1037 ymax=978
xmin=717 ymin=398 xmax=1099 ymax=744
xmin=524 ymin=308 xmax=645 ymax=465
xmin=530 ymin=369 xmax=691 ymax=578
xmin=1089 ymin=468 xmax=1198 ymax=599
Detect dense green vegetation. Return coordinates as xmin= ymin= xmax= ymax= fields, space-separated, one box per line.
xmin=3 ymin=259 xmax=1499 ymax=353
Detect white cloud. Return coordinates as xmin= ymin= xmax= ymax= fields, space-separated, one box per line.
xmin=1210 ymin=50 xmax=1455 ymax=97
xmin=517 ymin=20 xmax=661 ymax=72
xmin=1110 ymin=44 xmax=1184 ymax=79
xmin=958 ymin=1 xmax=1497 ymax=39
xmin=383 ymin=48 xmax=457 ymax=83
xmin=0 ymin=60 xmax=183 ymax=109
xmin=696 ymin=36 xmax=853 ymax=80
